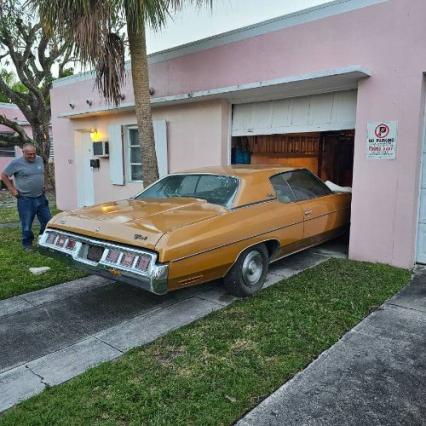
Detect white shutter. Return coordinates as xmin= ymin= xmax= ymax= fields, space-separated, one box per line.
xmin=232 ymin=91 xmax=357 ymax=136
xmin=108 ymin=124 xmax=124 ymax=185
xmin=153 ymin=120 xmax=168 ymax=178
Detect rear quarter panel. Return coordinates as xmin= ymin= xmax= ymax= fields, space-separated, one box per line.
xmin=157 ymin=200 xmax=303 ymax=290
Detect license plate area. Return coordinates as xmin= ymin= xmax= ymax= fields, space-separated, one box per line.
xmin=87 ymin=245 xmax=104 ymax=262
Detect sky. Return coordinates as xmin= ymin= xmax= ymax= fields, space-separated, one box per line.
xmin=146 ymin=0 xmax=331 ymax=54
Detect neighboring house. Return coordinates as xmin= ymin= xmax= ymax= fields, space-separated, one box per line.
xmin=0 ymin=103 xmax=31 ymax=188
xmin=49 ymin=0 xmax=426 ymax=269
xmin=0 ymin=103 xmax=53 ymax=184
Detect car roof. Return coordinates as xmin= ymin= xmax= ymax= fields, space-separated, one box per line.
xmin=172 ymin=165 xmax=304 ymax=207
xmin=178 ymin=165 xmax=300 ymax=178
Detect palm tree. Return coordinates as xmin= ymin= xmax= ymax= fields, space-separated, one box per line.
xmin=31 ymin=0 xmax=211 ymax=186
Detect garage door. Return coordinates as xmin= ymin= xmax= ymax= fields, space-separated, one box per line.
xmin=417 ymin=146 xmax=426 ymax=263
xmin=232 ymin=91 xmax=357 ymax=136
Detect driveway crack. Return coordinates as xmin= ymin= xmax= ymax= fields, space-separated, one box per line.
xmin=93 ymin=336 xmax=124 ymax=354
xmin=386 ymin=302 xmax=426 ymax=317
xmin=25 ymin=365 xmax=49 ymax=388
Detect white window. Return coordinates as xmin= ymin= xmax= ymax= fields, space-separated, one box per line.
xmin=124 ymin=121 xmax=168 ymax=183
xmin=127 ymin=127 xmax=142 ymax=182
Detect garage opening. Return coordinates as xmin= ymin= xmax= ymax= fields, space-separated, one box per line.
xmin=230 ymin=91 xmax=357 ymax=254
xmin=231 ymin=91 xmax=357 ymax=186
xmin=231 ymin=130 xmax=354 ymax=186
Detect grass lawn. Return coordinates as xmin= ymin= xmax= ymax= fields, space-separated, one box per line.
xmin=0 ymin=205 xmax=61 ymax=223
xmin=0 ymin=227 xmax=87 ymax=300
xmin=0 ymin=193 xmax=85 ymax=300
xmin=0 ymin=258 xmax=410 ymax=425
xmin=0 ymin=192 xmax=60 ymax=224
xmin=0 ymin=206 xmax=20 ymax=223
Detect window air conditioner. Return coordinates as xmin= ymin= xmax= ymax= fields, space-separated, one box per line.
xmin=92 ymin=141 xmax=109 ymax=158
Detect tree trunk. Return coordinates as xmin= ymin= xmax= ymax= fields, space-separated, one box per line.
xmin=32 ymin=123 xmax=54 ymax=189
xmin=126 ymin=20 xmax=159 ymax=187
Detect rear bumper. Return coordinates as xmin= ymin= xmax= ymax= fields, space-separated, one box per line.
xmin=38 ymin=229 xmax=169 ymax=295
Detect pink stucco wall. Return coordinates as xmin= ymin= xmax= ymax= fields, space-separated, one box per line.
xmin=51 ymin=0 xmax=426 ymax=268
xmin=51 ymin=100 xmax=229 ymax=209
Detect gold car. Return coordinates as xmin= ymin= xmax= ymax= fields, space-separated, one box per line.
xmin=39 ymin=166 xmax=351 ymax=297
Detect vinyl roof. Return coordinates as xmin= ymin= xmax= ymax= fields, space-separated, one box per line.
xmin=174 ymin=165 xmax=302 ymax=207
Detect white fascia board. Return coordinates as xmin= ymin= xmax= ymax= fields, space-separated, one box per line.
xmin=232 ymin=122 xmax=357 ymax=137
xmin=58 ymin=101 xmax=135 ymax=119
xmin=58 ymin=66 xmax=371 ymax=119
xmin=53 ymin=0 xmax=386 ymax=88
xmin=0 ymin=102 xmax=19 ymax=109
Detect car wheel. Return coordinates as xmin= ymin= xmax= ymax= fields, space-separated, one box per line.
xmin=224 ymin=244 xmax=269 ymax=297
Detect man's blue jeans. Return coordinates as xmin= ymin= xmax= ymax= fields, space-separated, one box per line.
xmin=17 ymin=195 xmax=52 ymax=248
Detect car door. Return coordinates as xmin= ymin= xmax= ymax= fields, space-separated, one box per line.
xmin=280 ymin=169 xmax=340 ymax=242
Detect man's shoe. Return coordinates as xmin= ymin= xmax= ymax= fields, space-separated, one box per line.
xmin=23 ymin=246 xmax=33 ymax=252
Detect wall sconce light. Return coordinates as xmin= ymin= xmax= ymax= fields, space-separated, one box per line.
xmin=86 ymin=99 xmax=93 ymax=106
xmin=90 ymin=129 xmax=102 ymax=142
xmin=149 ymin=87 xmax=155 ymax=96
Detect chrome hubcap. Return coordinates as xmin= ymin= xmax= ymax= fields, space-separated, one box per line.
xmin=242 ymin=250 xmax=263 ymax=286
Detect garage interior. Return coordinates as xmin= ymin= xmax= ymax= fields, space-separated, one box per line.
xmin=231 ymin=130 xmax=354 ymax=186
xmin=230 ymin=91 xmax=357 ymax=187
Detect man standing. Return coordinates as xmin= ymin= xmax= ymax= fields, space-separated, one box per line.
xmin=1 ymin=143 xmax=52 ymax=250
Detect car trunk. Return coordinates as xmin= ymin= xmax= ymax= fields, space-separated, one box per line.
xmin=48 ymin=198 xmax=225 ymax=251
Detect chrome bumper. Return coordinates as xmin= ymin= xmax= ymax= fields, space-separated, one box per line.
xmin=38 ymin=229 xmax=169 ymax=295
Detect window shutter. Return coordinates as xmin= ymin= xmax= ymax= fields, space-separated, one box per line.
xmin=153 ymin=120 xmax=168 ymax=178
xmin=108 ymin=124 xmax=124 ymax=185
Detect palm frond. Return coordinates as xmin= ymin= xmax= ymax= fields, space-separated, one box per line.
xmin=96 ymin=32 xmax=125 ymax=104
xmin=123 ymin=0 xmax=212 ymax=32
xmin=30 ymin=0 xmax=125 ymax=105
xmin=30 ymin=0 xmax=214 ymax=104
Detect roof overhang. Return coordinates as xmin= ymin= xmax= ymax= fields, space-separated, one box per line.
xmin=60 ymin=66 xmax=371 ymax=119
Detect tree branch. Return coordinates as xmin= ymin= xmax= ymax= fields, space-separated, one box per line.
xmin=0 ymin=114 xmax=32 ymax=144
xmin=0 ymin=133 xmax=26 ymax=147
xmin=0 ymin=73 xmax=31 ymax=115
xmin=0 ymin=27 xmax=42 ymax=97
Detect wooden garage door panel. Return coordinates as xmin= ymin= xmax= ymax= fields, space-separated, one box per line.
xmin=232 ymin=90 xmax=357 ymax=136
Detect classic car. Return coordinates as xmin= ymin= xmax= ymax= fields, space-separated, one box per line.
xmin=38 ymin=166 xmax=351 ymax=297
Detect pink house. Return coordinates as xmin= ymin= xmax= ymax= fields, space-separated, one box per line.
xmin=0 ymin=102 xmax=53 ymax=180
xmin=0 ymin=103 xmax=33 ymax=175
xmin=50 ymin=0 xmax=426 ymax=269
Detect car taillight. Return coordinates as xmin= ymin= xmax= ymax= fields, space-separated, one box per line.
xmin=56 ymin=235 xmax=66 ymax=247
xmin=106 ymin=249 xmax=121 ymax=264
xmin=120 ymin=252 xmax=136 ymax=268
xmin=46 ymin=232 xmax=57 ymax=245
xmin=66 ymin=239 xmax=77 ymax=250
xmin=136 ymin=254 xmax=151 ymax=272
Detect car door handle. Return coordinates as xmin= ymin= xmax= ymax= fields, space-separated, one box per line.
xmin=304 ymin=209 xmax=313 ymax=217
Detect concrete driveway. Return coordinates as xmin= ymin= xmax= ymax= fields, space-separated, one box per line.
xmin=0 ymin=238 xmax=347 ymax=413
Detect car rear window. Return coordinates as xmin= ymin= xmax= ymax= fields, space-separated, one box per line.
xmin=270 ymin=170 xmax=331 ymax=203
xmin=270 ymin=174 xmax=296 ymax=204
xmin=136 ymin=174 xmax=239 ymax=207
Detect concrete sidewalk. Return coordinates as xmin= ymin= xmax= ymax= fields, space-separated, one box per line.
xmin=0 ymin=240 xmax=345 ymax=413
xmin=238 ymin=267 xmax=426 ymax=426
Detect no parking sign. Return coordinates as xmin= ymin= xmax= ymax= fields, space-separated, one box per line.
xmin=367 ymin=121 xmax=398 ymax=159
